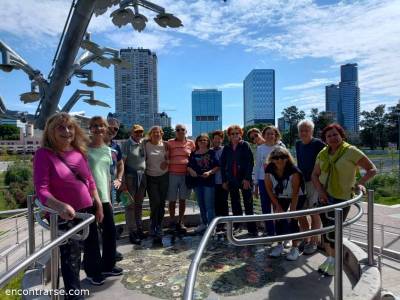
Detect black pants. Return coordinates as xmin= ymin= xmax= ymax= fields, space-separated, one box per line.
xmin=228 ymin=184 xmax=257 ymax=233
xmin=320 ymin=196 xmax=350 ymax=248
xmin=146 ymin=173 xmax=169 ymax=234
xmin=59 ymin=206 xmax=101 ymax=300
xmin=99 ymin=202 xmax=117 ymax=272
xmin=274 ymin=197 xmax=306 ymax=236
xmin=215 ymin=184 xmax=229 ymax=230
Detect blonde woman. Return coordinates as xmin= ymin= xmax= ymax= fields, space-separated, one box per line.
xmin=254 ymin=125 xmax=285 ymax=237
xmin=34 ymin=112 xmax=105 ymax=290
xmin=144 ymin=126 xmax=169 ymax=245
xmin=88 ymin=116 xmax=122 ymax=278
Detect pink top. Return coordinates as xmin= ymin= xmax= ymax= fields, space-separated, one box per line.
xmin=33 ymin=148 xmax=96 ymax=211
xmin=167 ymin=139 xmax=195 ymax=175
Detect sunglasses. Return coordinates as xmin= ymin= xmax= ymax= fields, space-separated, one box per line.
xmin=109 ymin=126 xmax=119 ymax=132
xmin=230 ymin=132 xmax=240 ymax=136
xmin=134 ymin=131 xmax=144 ymax=134
xmin=199 ymin=139 xmax=208 ymax=142
xmin=176 ymin=128 xmax=186 ymax=132
xmin=272 ymin=155 xmax=288 ymax=160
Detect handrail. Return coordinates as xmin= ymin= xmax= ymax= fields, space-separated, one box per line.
xmin=183 ymin=191 xmax=364 ymax=300
xmin=0 ymin=213 xmax=94 ymax=288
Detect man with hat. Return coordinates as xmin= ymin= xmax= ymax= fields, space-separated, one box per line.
xmin=121 ymin=124 xmax=146 ymax=244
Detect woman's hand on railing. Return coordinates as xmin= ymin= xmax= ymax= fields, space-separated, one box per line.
xmin=355 ymin=184 xmax=366 ymax=195
xmin=318 ymin=190 xmax=329 ymax=204
xmin=59 ymin=204 xmax=76 ymax=220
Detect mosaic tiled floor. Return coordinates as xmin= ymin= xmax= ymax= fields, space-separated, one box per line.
xmin=119 ymin=235 xmax=287 ymax=300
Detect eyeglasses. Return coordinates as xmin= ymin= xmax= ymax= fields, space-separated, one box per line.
xmin=176 ymin=128 xmax=186 ymax=132
xmin=134 ymin=131 xmax=144 ymax=134
xmin=56 ymin=124 xmax=74 ymax=132
xmin=91 ymin=124 xmax=106 ymax=129
xmin=272 ymin=155 xmax=288 ymax=160
xmin=109 ymin=126 xmax=119 ymax=132
xmin=199 ymin=139 xmax=208 ymax=142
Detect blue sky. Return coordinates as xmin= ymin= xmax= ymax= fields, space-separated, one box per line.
xmin=1 ymin=0 xmax=399 ymax=134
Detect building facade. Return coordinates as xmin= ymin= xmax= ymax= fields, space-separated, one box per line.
xmin=277 ymin=117 xmax=290 ymax=133
xmin=339 ymin=64 xmax=360 ymax=133
xmin=325 ymin=84 xmax=340 ymax=122
xmin=114 ymin=48 xmax=158 ymax=130
xmin=192 ymin=89 xmax=222 ymax=137
xmin=243 ymin=69 xmax=275 ymax=126
xmin=325 ymin=63 xmax=360 ymax=133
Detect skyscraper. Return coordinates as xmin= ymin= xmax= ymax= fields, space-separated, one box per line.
xmin=114 ymin=48 xmax=158 ymax=130
xmin=192 ymin=89 xmax=222 ymax=137
xmin=243 ymin=69 xmax=275 ymax=126
xmin=339 ymin=63 xmax=360 ymax=133
xmin=325 ymin=63 xmax=360 ymax=133
xmin=325 ymin=84 xmax=340 ymax=122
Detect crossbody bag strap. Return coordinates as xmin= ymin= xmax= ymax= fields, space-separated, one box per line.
xmin=56 ymin=154 xmax=87 ymax=185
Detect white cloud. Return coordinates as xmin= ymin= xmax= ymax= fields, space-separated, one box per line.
xmin=217 ymin=82 xmax=242 ymax=89
xmin=283 ymin=78 xmax=334 ymax=91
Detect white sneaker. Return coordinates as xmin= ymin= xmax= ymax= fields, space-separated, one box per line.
xmin=286 ymin=247 xmax=300 ymax=261
xmin=283 ymin=240 xmax=292 ymax=248
xmin=195 ymin=224 xmax=207 ymax=233
xmin=270 ymin=243 xmax=284 ymax=257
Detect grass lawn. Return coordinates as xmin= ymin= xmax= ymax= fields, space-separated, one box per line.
xmin=0 ymin=272 xmax=23 ymax=300
xmin=373 ymin=196 xmax=400 ymax=206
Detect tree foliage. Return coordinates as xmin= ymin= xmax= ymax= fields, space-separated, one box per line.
xmin=281 ymin=106 xmax=305 ymax=147
xmin=0 ymin=125 xmax=20 ymax=140
xmin=360 ymin=104 xmax=388 ymax=149
xmin=162 ymin=126 xmax=175 ymax=141
xmin=309 ymin=108 xmax=335 ymax=138
xmin=115 ymin=123 xmax=130 ymax=140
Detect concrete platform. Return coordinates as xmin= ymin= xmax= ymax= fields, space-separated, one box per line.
xmin=82 ymin=233 xmax=354 ymax=300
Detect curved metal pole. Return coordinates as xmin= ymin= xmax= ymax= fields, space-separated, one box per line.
xmin=36 ymin=0 xmax=97 ymax=129
xmin=334 ymin=208 xmax=343 ymax=300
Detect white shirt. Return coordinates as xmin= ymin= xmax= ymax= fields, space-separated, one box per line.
xmin=253 ymin=142 xmax=285 ymax=183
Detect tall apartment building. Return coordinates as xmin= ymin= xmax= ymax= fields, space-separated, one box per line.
xmin=114 ymin=48 xmax=158 ymax=130
xmin=192 ymin=89 xmax=222 ymax=137
xmin=325 ymin=63 xmax=360 ymax=133
xmin=243 ymin=69 xmax=275 ymax=126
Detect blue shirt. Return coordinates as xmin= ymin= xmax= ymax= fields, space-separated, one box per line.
xmin=295 ymin=138 xmax=325 ymax=182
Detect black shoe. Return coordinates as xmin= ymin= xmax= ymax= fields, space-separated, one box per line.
xmin=153 ymin=235 xmax=163 ymax=245
xmin=176 ymin=223 xmax=187 ymax=234
xmin=129 ymin=232 xmax=141 ymax=245
xmin=86 ymin=275 xmax=105 ymax=286
xmin=102 ymin=266 xmax=123 ymax=277
xmin=115 ymin=251 xmax=123 ymax=261
xmin=137 ymin=229 xmax=147 ymax=240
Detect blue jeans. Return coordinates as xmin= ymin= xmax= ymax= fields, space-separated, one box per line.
xmin=194 ymin=185 xmax=215 ymax=225
xmin=258 ymin=179 xmax=275 ymax=236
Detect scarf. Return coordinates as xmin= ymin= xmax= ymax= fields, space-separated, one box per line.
xmin=318 ymin=141 xmax=351 ymax=196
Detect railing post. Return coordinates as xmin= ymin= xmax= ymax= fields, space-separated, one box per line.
xmin=27 ymin=195 xmax=36 ymax=255
xmin=50 ymin=214 xmax=59 ymax=300
xmin=15 ymin=218 xmax=19 ymax=244
xmin=334 ymin=208 xmax=343 ymax=300
xmin=367 ymin=190 xmax=375 ymax=266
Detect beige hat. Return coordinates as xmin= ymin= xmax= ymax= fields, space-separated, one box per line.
xmin=132 ymin=124 xmax=144 ymax=132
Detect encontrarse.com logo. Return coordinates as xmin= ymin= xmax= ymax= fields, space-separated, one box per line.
xmin=3 ymin=289 xmax=90 ymax=297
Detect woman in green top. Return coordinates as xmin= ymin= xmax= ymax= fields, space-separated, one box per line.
xmin=88 ymin=116 xmax=123 ymax=278
xmin=312 ymin=123 xmax=376 ymax=276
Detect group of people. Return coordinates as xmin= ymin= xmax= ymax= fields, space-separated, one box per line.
xmin=33 ymin=112 xmax=377 ymax=299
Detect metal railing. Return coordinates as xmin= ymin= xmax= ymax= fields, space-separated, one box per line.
xmin=0 ymin=197 xmax=94 ymax=300
xmin=183 ymin=190 xmax=374 ymax=300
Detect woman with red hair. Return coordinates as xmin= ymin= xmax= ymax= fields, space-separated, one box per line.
xmin=312 ymin=123 xmax=376 ymax=276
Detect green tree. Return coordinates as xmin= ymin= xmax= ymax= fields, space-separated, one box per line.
xmin=281 ymin=106 xmax=305 ymax=147
xmin=309 ymin=108 xmax=335 ymax=138
xmin=162 ymin=126 xmax=175 ymax=141
xmin=115 ymin=123 xmax=130 ymax=140
xmin=0 ymin=124 xmax=20 ymax=140
xmin=3 ymin=160 xmax=34 ymax=208
xmin=360 ymin=104 xmax=388 ymax=149
xmin=386 ymin=101 xmax=400 ymax=149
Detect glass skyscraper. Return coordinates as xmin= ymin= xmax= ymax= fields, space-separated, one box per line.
xmin=191 ymin=89 xmax=222 ymax=137
xmin=325 ymin=63 xmax=360 ymax=133
xmin=243 ymin=69 xmax=275 ymax=126
xmin=325 ymin=84 xmax=340 ymax=122
xmin=339 ymin=63 xmax=360 ymax=133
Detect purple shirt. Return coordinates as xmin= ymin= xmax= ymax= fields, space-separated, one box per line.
xmin=34 ymin=148 xmax=96 ymax=211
